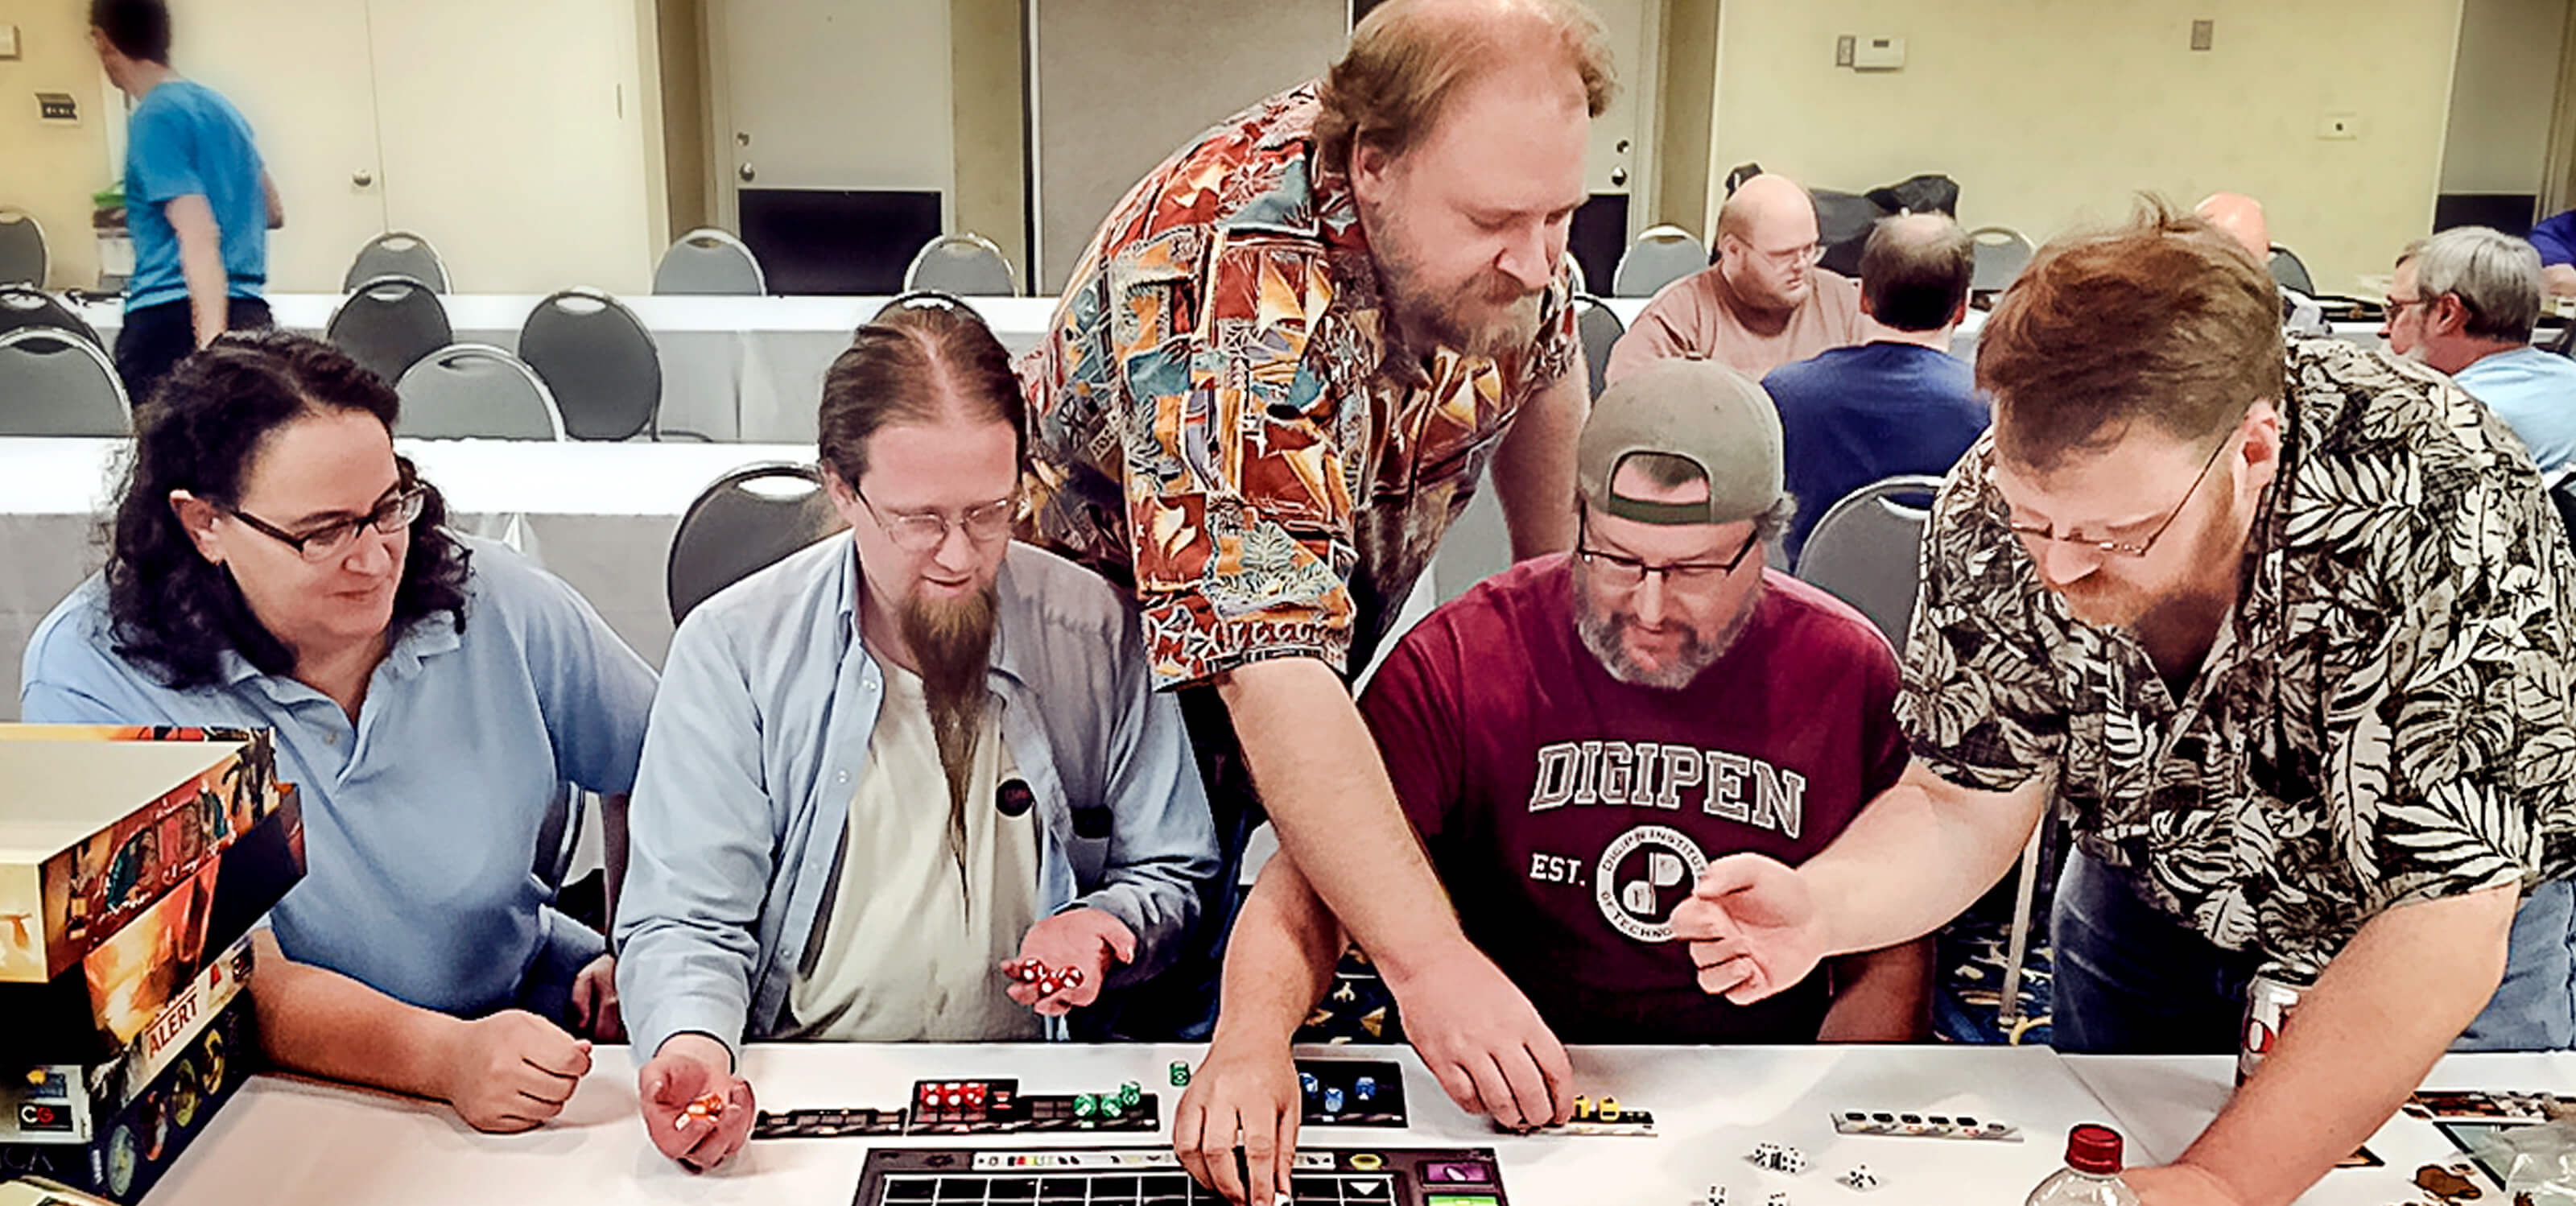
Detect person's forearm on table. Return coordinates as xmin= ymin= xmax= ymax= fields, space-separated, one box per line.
xmin=246 ymin=928 xmax=466 ymax=1102
xmin=1816 ymin=936 xmax=1934 ymax=1043
xmin=2160 ymin=884 xmax=2516 ymax=1206
xmin=1216 ymin=659 xmax=1471 ymax=982
xmin=1798 ymin=766 xmax=2048 ymax=957
xmin=1209 ymin=857 xmax=1346 ymax=1056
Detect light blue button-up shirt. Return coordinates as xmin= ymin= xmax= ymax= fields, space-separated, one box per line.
xmin=613 ymin=536 xmax=1218 ymax=1060
xmin=2457 ymin=345 xmax=2576 ymax=481
xmin=21 ymin=536 xmax=658 ymax=1018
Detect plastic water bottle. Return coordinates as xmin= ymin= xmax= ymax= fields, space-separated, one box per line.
xmin=2025 ymin=1123 xmax=2142 ymax=1206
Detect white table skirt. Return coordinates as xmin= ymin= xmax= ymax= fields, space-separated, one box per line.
xmin=1593 ymin=296 xmax=2391 ymax=359
xmin=0 ymin=436 xmax=819 ymax=721
xmin=79 ymin=295 xmax=1065 ymax=444
xmin=135 ymin=1042 xmax=2576 ymax=1205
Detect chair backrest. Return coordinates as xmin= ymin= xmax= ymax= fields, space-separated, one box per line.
xmin=2553 ymin=476 xmax=2576 ymax=551
xmin=327 ymin=275 xmax=453 ymax=386
xmin=0 ymin=209 xmax=45 ymax=288
xmin=653 ymin=227 xmax=767 ymax=295
xmin=0 ymin=284 xmax=104 ymax=349
xmin=903 ymin=233 xmax=1019 ymax=296
xmin=1794 ymin=473 xmax=1945 ymax=647
xmin=1612 ymin=225 xmax=1708 ymax=298
xmin=2267 ymin=245 xmax=2317 ymax=296
xmin=1967 ymin=225 xmax=2034 ymax=294
xmin=518 ymin=287 xmax=662 ymax=441
xmin=393 ymin=343 xmax=567 ymax=440
xmin=344 ymin=231 xmax=450 ymax=293
xmin=0 ymin=326 xmax=131 ymax=436
xmin=1564 ymin=254 xmax=1589 ymax=298
xmin=667 ymin=462 xmax=849 ymax=624
xmin=1574 ymin=293 xmax=1624 ymax=401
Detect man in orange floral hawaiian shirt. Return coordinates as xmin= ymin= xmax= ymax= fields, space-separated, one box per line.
xmin=1018 ymin=0 xmax=1608 ymax=1138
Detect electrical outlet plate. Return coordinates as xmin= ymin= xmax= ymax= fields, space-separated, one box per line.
xmin=1835 ymin=35 xmax=1856 ymax=67
xmin=0 ymin=24 xmax=23 ymax=60
xmin=2190 ymin=19 xmax=2214 ymax=51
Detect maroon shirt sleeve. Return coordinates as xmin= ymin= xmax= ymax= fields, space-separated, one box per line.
xmin=1356 ymin=619 xmax=1468 ymax=845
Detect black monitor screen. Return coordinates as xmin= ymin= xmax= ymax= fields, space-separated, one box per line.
xmin=739 ymin=188 xmax=943 ymax=295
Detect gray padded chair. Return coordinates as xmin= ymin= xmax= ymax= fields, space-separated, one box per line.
xmin=343 ymin=231 xmax=450 ymax=292
xmin=327 ymin=276 xmax=453 ymax=386
xmin=0 ymin=285 xmax=104 ymax=349
xmin=667 ymin=462 xmax=848 ymax=625
xmin=0 ymin=327 xmax=130 ymax=436
xmin=393 ymin=344 xmax=567 ymax=441
xmin=1574 ymin=293 xmax=1624 ymax=402
xmin=1793 ymin=473 xmax=1944 ymax=648
xmin=652 ymin=228 xmax=766 ymax=295
xmin=0 ymin=209 xmax=45 ymax=288
xmin=518 ymin=287 xmax=663 ymax=441
xmin=903 ymin=232 xmax=1019 ymax=296
xmin=1967 ymin=225 xmax=2035 ymax=295
xmin=2267 ymin=245 xmax=2318 ymax=296
xmin=1611 ymin=225 xmax=1708 ymax=298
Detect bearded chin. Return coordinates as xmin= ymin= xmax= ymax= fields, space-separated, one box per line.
xmin=899 ymin=585 xmax=999 ymax=899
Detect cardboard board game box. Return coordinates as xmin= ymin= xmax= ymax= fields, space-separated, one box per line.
xmin=0 ymin=727 xmax=302 ymax=1064
xmin=0 ymin=1178 xmax=120 ymax=1206
xmin=2 ymin=933 xmax=254 ymax=1146
xmin=0 ymin=986 xmax=256 ymax=1203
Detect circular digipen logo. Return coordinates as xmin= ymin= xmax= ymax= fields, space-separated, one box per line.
xmin=1593 ymin=825 xmax=1709 ymax=943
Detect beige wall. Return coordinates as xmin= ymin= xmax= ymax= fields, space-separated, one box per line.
xmin=1706 ymin=0 xmax=2464 ymax=295
xmin=2442 ymin=0 xmax=2567 ymax=196
xmin=0 ymin=0 xmax=111 ymax=289
xmin=1653 ymin=0 xmax=1718 ymax=236
xmin=951 ymin=0 xmax=1026 ymax=279
xmin=658 ymin=0 xmax=708 ymax=237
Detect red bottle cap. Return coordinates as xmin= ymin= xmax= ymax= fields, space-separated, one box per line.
xmin=2066 ymin=1123 xmax=2124 ymax=1175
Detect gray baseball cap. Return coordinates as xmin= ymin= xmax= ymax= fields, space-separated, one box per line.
xmin=1577 ymin=358 xmax=1783 ymax=526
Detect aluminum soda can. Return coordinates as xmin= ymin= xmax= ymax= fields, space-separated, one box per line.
xmin=2237 ymin=973 xmax=2306 ymax=1085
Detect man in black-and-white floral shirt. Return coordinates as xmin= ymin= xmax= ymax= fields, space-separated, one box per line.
xmin=1671 ymin=200 xmax=2576 ymax=1206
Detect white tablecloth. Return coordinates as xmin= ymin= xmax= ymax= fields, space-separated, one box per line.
xmin=80 ymin=295 xmax=1065 ymax=444
xmin=0 ymin=436 xmax=818 ymax=721
xmin=1593 ymin=297 xmax=2391 ymax=360
xmin=134 ymin=1043 xmax=2576 ymax=1205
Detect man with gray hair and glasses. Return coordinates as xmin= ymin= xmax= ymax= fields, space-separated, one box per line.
xmin=2384 ymin=226 xmax=2576 ymax=478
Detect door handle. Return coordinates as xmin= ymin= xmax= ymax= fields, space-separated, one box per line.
xmin=738 ymin=163 xmax=756 ymax=183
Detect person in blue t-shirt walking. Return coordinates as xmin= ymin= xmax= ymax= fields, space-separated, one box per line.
xmin=90 ymin=0 xmax=281 ymax=405
xmin=1762 ymin=213 xmax=1990 ymax=565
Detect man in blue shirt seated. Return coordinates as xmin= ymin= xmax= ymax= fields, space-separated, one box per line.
xmin=2384 ymin=226 xmax=2576 ymax=480
xmin=2529 ymin=209 xmax=2574 ymax=298
xmin=90 ymin=0 xmax=282 ymax=404
xmin=614 ymin=299 xmax=1220 ymax=1173
xmin=1762 ymin=213 xmax=1989 ymax=563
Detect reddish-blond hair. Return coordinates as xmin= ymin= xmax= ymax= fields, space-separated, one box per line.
xmin=1315 ymin=0 xmax=1616 ymax=173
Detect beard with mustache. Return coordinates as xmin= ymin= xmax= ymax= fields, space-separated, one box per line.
xmin=2050 ymin=473 xmax=2248 ymax=638
xmin=1571 ymin=560 xmax=1761 ymax=690
xmin=898 ymin=583 xmax=1000 ymax=905
xmin=1368 ymin=212 xmax=1548 ymax=361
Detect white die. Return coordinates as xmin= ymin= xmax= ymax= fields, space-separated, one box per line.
xmin=1775 ymin=1148 xmax=1806 ymax=1175
xmin=1839 ymin=1166 xmax=1878 ymax=1192
xmin=1767 ymin=1194 xmax=1791 ymax=1206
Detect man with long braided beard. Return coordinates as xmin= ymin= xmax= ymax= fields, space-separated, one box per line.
xmin=613 ymin=298 xmax=1220 ymax=1173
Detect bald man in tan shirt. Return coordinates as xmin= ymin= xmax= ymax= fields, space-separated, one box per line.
xmin=1608 ymin=174 xmax=1868 ymax=383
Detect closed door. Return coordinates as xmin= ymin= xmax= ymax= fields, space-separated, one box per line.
xmin=713 ymin=0 xmax=953 ymax=212
xmin=365 ymin=0 xmax=660 ymax=295
xmin=167 ymin=0 xmax=387 ymax=294
xmin=1584 ymin=0 xmax=1662 ymax=231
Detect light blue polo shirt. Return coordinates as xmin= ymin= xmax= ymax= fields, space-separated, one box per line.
xmin=2456 ymin=346 xmax=2576 ymax=481
xmin=20 ymin=536 xmax=657 ymax=1019
xmin=125 ymin=78 xmax=267 ymax=312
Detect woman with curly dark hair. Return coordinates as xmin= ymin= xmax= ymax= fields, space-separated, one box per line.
xmin=22 ymin=330 xmax=658 ymax=1134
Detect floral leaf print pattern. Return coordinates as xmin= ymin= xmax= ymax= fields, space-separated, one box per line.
xmin=1896 ymin=337 xmax=2576 ymax=982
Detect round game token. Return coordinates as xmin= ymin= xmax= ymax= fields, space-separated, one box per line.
xmin=1299 ymin=1072 xmax=1321 ymax=1097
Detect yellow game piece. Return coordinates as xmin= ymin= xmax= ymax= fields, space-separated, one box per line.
xmin=1572 ymin=1095 xmax=1591 ymax=1121
xmin=1598 ymin=1097 xmax=1621 ymax=1123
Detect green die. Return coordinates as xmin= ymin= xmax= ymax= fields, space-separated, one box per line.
xmin=1072 ymin=1093 xmax=1099 ymax=1120
xmin=1118 ymin=1081 xmax=1143 ymax=1106
xmin=1170 ymin=1062 xmax=1191 ymax=1087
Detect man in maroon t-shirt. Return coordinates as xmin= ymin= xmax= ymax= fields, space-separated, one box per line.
xmin=1172 ymin=360 xmax=1934 ymax=1204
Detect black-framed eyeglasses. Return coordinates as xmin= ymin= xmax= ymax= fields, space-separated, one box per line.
xmin=226 ymin=481 xmax=427 ymax=564
xmin=854 ymin=485 xmax=1019 ymax=553
xmin=1574 ymin=514 xmax=1761 ymax=591
xmin=2004 ymin=434 xmax=2230 ymax=559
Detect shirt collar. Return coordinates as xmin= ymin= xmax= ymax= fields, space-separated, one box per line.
xmin=835 ymin=539 xmax=1030 ymax=689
